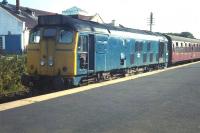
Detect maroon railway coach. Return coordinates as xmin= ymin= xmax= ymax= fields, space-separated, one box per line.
xmin=165 ymin=35 xmax=200 ymax=65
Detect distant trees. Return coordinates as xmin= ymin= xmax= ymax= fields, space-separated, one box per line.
xmin=167 ymin=32 xmax=195 ymax=39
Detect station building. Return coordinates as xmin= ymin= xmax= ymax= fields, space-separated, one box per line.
xmin=0 ymin=0 xmax=54 ymax=54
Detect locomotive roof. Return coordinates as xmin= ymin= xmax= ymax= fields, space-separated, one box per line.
xmin=38 ymin=15 xmax=162 ymax=38
xmin=167 ymin=35 xmax=200 ymax=44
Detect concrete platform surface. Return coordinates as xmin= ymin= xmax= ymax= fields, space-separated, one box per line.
xmin=1 ymin=63 xmax=200 ymax=133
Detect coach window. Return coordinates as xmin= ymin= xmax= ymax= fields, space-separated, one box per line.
xmin=29 ymin=29 xmax=41 ymax=44
xmin=196 ymin=44 xmax=198 ymax=51
xmin=176 ymin=42 xmax=178 ymax=47
xmin=58 ymin=30 xmax=73 ymax=44
xmin=188 ymin=43 xmax=192 ymax=52
xmin=189 ymin=43 xmax=191 ymax=47
xmin=180 ymin=43 xmax=183 ymax=52
xmin=184 ymin=43 xmax=187 ymax=52
xmin=196 ymin=44 xmax=198 ymax=52
xmin=78 ymin=35 xmax=88 ymax=52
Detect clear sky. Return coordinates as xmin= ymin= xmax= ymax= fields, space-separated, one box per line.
xmin=7 ymin=0 xmax=200 ymax=39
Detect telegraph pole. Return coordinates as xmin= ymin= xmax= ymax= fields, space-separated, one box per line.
xmin=148 ymin=12 xmax=154 ymax=32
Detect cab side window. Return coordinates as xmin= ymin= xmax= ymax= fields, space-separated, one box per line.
xmin=58 ymin=30 xmax=73 ymax=44
xmin=78 ymin=35 xmax=88 ymax=52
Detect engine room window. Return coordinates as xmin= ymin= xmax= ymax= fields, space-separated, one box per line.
xmin=139 ymin=42 xmax=143 ymax=51
xmin=43 ymin=28 xmax=57 ymax=37
xmin=135 ymin=42 xmax=139 ymax=52
xmin=135 ymin=42 xmax=143 ymax=52
xmin=58 ymin=30 xmax=73 ymax=44
xmin=147 ymin=42 xmax=151 ymax=51
xmin=29 ymin=29 xmax=41 ymax=44
xmin=78 ymin=35 xmax=88 ymax=52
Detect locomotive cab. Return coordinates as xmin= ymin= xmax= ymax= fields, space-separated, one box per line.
xmin=22 ymin=26 xmax=79 ymax=88
xmin=28 ymin=27 xmax=77 ymax=76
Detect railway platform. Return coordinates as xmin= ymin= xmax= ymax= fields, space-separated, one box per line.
xmin=1 ymin=62 xmax=200 ymax=133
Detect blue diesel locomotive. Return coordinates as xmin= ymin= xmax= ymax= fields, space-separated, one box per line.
xmin=22 ymin=15 xmax=168 ymax=88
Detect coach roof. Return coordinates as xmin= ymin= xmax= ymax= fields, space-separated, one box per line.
xmin=167 ymin=35 xmax=200 ymax=44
